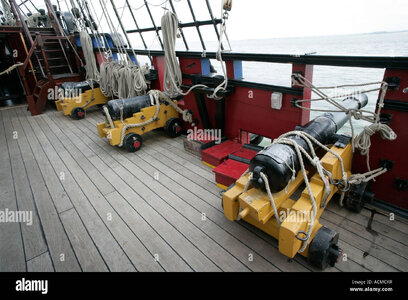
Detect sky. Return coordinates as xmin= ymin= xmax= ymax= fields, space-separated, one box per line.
xmin=226 ymin=0 xmax=408 ymax=40
xmin=15 ymin=0 xmax=408 ymax=42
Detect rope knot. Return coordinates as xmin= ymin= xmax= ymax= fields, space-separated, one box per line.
xmin=345 ymin=109 xmax=363 ymax=120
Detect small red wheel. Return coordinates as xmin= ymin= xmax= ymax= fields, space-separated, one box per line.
xmin=71 ymin=107 xmax=85 ymax=120
xmin=124 ymin=133 xmax=143 ymax=152
xmin=164 ymin=118 xmax=184 ymax=138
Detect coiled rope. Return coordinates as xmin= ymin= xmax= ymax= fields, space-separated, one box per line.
xmin=80 ymin=30 xmax=101 ymax=82
xmin=160 ymin=4 xmax=231 ymax=100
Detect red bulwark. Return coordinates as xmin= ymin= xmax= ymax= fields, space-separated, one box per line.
xmin=201 ymin=140 xmax=243 ymax=167
xmin=353 ymin=69 xmax=408 ymax=210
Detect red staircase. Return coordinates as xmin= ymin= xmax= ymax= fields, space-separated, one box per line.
xmin=9 ymin=0 xmax=83 ymax=116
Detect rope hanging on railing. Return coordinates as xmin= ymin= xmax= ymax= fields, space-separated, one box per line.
xmin=160 ymin=1 xmax=232 ymax=100
xmin=96 ymin=0 xmax=149 ymax=99
xmin=80 ymin=30 xmax=101 ymax=82
xmin=161 ymin=10 xmax=183 ymax=98
xmin=291 ymin=73 xmax=397 ymax=172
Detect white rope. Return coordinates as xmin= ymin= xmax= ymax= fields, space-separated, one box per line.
xmin=260 ymin=172 xmax=281 ymax=227
xmin=99 ymin=60 xmax=149 ymax=98
xmin=161 ymin=10 xmax=183 ymax=98
xmin=103 ymin=105 xmax=114 ymax=128
xmin=160 ymin=6 xmax=230 ymax=100
xmin=292 ymin=73 xmax=397 ymax=171
xmin=118 ymin=90 xmax=162 ymax=147
xmin=238 ymin=128 xmax=389 ymax=252
xmin=348 ymin=168 xmax=388 ymax=185
xmin=206 ymin=0 xmax=231 ymax=100
xmin=0 ymin=63 xmax=23 ymax=76
xmin=354 ymin=122 xmax=397 ymax=171
xmin=94 ymin=0 xmax=149 ymax=99
xmin=80 ymin=30 xmax=101 ymax=82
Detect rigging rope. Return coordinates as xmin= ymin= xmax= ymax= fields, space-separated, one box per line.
xmin=160 ymin=2 xmax=231 ymax=100
xmin=161 ymin=10 xmax=183 ymax=97
xmin=80 ymin=30 xmax=101 ymax=82
xmin=292 ymin=73 xmax=397 ymax=171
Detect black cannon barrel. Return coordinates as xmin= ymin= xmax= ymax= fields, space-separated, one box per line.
xmin=249 ymin=94 xmax=368 ymax=192
xmin=104 ymin=95 xmax=153 ymax=121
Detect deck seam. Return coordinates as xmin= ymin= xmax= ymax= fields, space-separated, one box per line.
xmin=44 ymin=112 xmax=205 ymax=272
xmin=48 ymin=112 xmax=230 ymax=272
xmin=13 ymin=108 xmax=83 ymax=272
xmin=75 ymin=113 xmax=312 ymax=272
xmin=33 ymin=112 xmax=143 ymax=272
xmin=1 ymin=109 xmax=28 ymax=271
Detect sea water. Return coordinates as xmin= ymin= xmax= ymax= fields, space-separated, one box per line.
xmin=197 ymin=31 xmax=408 ymax=135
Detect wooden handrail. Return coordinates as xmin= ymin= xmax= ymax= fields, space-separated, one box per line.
xmin=20 ymin=35 xmax=70 ymax=72
xmin=22 ymin=37 xmax=38 ymax=71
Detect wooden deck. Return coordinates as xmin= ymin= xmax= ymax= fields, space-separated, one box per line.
xmin=1 ymin=105 xmax=407 ymax=272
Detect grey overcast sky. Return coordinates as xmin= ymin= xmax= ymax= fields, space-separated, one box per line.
xmin=226 ymin=0 xmax=408 ymax=39
xmin=21 ymin=0 xmax=408 ymax=41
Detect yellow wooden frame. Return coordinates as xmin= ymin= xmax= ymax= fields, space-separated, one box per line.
xmin=222 ymin=143 xmax=353 ymax=259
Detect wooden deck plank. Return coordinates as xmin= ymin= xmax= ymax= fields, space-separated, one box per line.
xmin=335 ymin=239 xmax=398 ymax=272
xmin=46 ymin=116 xmax=210 ymax=270
xmin=37 ymin=113 xmax=163 ymax=272
xmin=322 ymin=209 xmax=408 ymax=258
xmin=27 ymin=252 xmax=54 ymax=272
xmin=1 ymin=106 xmax=406 ymax=272
xmin=85 ymin=116 xmax=219 ymax=194
xmin=142 ymin=140 xmax=220 ymax=197
xmin=78 ymin=114 xmax=309 ymax=272
xmin=79 ymin=117 xmax=285 ymax=272
xmin=148 ymin=140 xmax=216 ymax=183
xmin=50 ymin=112 xmax=244 ymax=272
xmin=0 ymin=110 xmax=26 ymax=272
xmin=59 ymin=208 xmax=109 ymax=272
xmin=10 ymin=110 xmax=73 ymax=215
xmin=327 ymin=202 xmax=408 ymax=247
xmin=18 ymin=108 xmax=135 ymax=272
xmin=90 ymin=123 xmax=368 ymax=271
xmin=105 ymin=191 xmax=193 ymax=272
xmin=5 ymin=110 xmax=49 ymax=261
xmin=86 ymin=110 xmax=405 ymax=273
xmin=6 ymin=109 xmax=81 ymax=272
xmin=320 ymin=216 xmax=408 ymax=271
